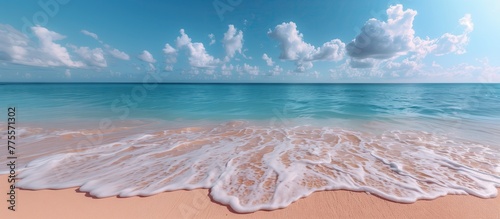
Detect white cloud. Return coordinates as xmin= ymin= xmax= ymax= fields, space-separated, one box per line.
xmin=268 ymin=22 xmax=315 ymax=60
xmin=412 ymin=14 xmax=474 ymax=58
xmin=432 ymin=14 xmax=473 ymax=56
xmin=330 ymin=61 xmax=385 ymax=79
xmin=313 ymin=40 xmax=347 ymax=61
xmin=412 ymin=15 xmax=474 ymax=58
xmin=242 ymin=63 xmax=259 ymax=75
xmin=268 ymin=22 xmax=345 ymax=72
xmin=163 ymin=43 xmax=177 ymax=71
xmin=262 ymin=53 xmax=274 ymax=66
xmin=332 ymin=56 xmax=422 ymax=79
xmin=382 ymin=58 xmax=419 ymax=76
xmin=346 ymin=5 xmax=475 ymax=69
xmin=208 ymin=33 xmax=215 ymax=46
xmin=176 ymin=29 xmax=192 ymax=48
xmin=421 ymin=59 xmax=500 ymax=82
xmin=81 ymin=30 xmax=99 ymax=40
xmin=460 ymin=14 xmax=474 ymax=33
xmin=72 ymin=46 xmax=107 ymax=68
xmin=33 ymin=26 xmax=85 ymax=68
xmin=163 ymin=44 xmax=177 ymax=63
xmin=0 ymin=25 xmax=131 ymax=69
xmin=221 ymin=64 xmax=234 ymax=75
xmin=330 ymin=56 xmax=500 ymax=83
xmin=296 ymin=61 xmax=313 ymax=72
xmin=269 ymin=65 xmax=283 ymax=76
xmin=346 ymin=4 xmax=417 ymax=61
xmin=175 ymin=29 xmax=219 ymax=68
xmin=106 ymin=46 xmax=130 ymax=60
xmin=412 ymin=36 xmax=437 ymax=60
xmin=188 ymin=43 xmax=219 ymax=68
xmin=163 ymin=43 xmax=177 ymax=55
xmin=222 ymin=25 xmax=244 ymax=61
xmin=81 ymin=30 xmax=130 ymax=61
xmin=138 ymin=50 xmax=156 ymax=63
xmin=0 ymin=24 xmax=86 ymax=68
xmin=0 ymin=24 xmax=31 ymax=63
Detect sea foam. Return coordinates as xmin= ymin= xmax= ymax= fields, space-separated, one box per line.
xmin=9 ymin=121 xmax=500 ymax=213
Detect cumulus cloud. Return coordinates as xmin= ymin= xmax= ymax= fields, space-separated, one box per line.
xmin=262 ymin=53 xmax=274 ymax=66
xmin=345 ymin=5 xmax=475 ymax=69
xmin=32 ymin=26 xmax=86 ymax=68
xmin=138 ymin=50 xmax=156 ymax=63
xmin=176 ymin=29 xmax=191 ymax=48
xmin=72 ymin=46 xmax=107 ymax=67
xmin=268 ymin=22 xmax=345 ymax=72
xmin=163 ymin=44 xmax=176 ymax=60
xmin=0 ymin=24 xmax=86 ymax=68
xmin=222 ymin=25 xmax=244 ymax=61
xmin=175 ymin=29 xmax=219 ymax=68
xmin=163 ymin=43 xmax=177 ymax=71
xmin=346 ymin=5 xmax=417 ymax=60
xmin=0 ymin=24 xmax=31 ymax=63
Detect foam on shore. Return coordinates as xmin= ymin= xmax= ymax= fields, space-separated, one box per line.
xmin=4 ymin=121 xmax=500 ymax=213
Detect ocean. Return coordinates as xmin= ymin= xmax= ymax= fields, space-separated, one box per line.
xmin=1 ymin=83 xmax=499 ymax=212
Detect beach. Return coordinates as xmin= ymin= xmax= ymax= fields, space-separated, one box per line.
xmin=1 ymin=175 xmax=499 ymax=219
xmin=1 ymin=84 xmax=499 ymax=218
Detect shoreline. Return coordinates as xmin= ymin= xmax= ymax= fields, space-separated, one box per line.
xmin=1 ymin=175 xmax=499 ymax=219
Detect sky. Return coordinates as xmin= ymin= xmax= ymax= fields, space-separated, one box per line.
xmin=0 ymin=0 xmax=499 ymax=83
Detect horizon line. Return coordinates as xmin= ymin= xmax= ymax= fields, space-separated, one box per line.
xmin=1 ymin=82 xmax=500 ymax=85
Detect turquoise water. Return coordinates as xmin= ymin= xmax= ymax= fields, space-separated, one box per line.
xmin=1 ymin=83 xmax=499 ymax=121
xmin=1 ymin=83 xmax=500 ymax=213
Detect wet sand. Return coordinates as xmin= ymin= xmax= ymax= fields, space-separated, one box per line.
xmin=1 ymin=175 xmax=499 ymax=219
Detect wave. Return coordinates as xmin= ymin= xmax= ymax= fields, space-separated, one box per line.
xmin=4 ymin=121 xmax=500 ymax=213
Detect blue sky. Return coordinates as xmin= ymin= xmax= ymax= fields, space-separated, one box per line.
xmin=1 ymin=0 xmax=499 ymax=82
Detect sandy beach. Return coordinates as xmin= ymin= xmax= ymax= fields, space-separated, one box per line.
xmin=1 ymin=175 xmax=499 ymax=219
